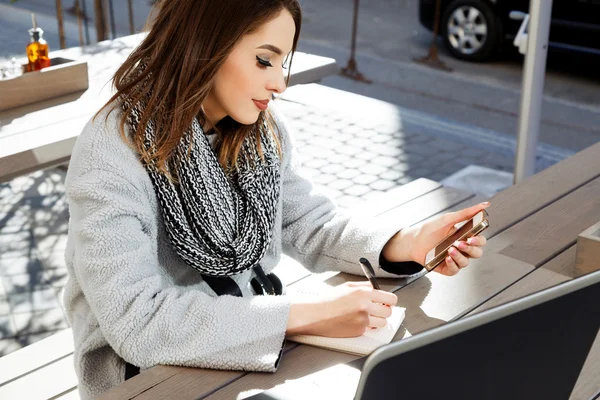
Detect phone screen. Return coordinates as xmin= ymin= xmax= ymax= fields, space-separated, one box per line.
xmin=435 ymin=218 xmax=475 ymax=256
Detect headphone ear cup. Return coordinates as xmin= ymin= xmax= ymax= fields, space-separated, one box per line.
xmin=267 ymin=273 xmax=285 ymax=295
xmin=250 ymin=278 xmax=265 ymax=295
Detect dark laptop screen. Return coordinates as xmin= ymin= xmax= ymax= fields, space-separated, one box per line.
xmin=360 ymin=278 xmax=600 ymax=400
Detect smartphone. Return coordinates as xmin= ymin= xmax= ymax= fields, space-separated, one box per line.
xmin=424 ymin=209 xmax=490 ymax=272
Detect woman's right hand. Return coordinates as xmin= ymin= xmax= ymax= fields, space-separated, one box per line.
xmin=286 ymin=281 xmax=398 ymax=338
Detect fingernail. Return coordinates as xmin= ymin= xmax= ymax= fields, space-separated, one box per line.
xmin=467 ymin=238 xmax=474 ymax=245
xmin=481 ymin=202 xmax=490 ymax=207
xmin=454 ymin=241 xmax=465 ymax=249
xmin=446 ymin=256 xmax=452 ymax=263
xmin=449 ymin=247 xmax=456 ymax=255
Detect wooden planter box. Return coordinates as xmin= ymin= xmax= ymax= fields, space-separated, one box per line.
xmin=575 ymin=221 xmax=600 ymax=275
xmin=0 ymin=57 xmax=89 ymax=112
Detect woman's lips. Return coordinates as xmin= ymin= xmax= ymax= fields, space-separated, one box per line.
xmin=253 ymin=99 xmax=269 ymax=111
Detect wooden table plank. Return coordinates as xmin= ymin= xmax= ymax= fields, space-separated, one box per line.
xmin=132 ymin=369 xmax=244 ymax=400
xmin=55 ymin=387 xmax=81 ymax=399
xmin=350 ymin=178 xmax=441 ymax=217
xmin=497 ymin=176 xmax=600 ymax=266
xmin=482 ymin=142 xmax=600 ymax=239
xmin=0 ymin=354 xmax=78 ymax=400
xmin=121 ymin=343 xmax=299 ymax=400
xmin=395 ymin=253 xmax=536 ymax=336
xmin=97 ymin=365 xmax=186 ymax=400
xmin=403 ymin=174 xmax=600 ymax=326
xmin=205 ymin=345 xmax=358 ymax=400
xmin=421 ymin=193 xmax=489 ymax=223
xmin=372 ymin=185 xmax=474 ymax=227
xmin=467 ymin=246 xmax=578 ymax=316
xmin=0 ymin=328 xmax=73 ymax=386
xmin=0 ymin=145 xmax=72 ymax=183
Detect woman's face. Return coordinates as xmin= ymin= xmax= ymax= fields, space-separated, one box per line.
xmin=202 ymin=10 xmax=296 ymax=127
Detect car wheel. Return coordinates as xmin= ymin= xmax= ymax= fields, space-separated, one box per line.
xmin=441 ymin=0 xmax=500 ymax=61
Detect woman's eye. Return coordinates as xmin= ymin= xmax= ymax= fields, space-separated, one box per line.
xmin=256 ymin=56 xmax=273 ymax=68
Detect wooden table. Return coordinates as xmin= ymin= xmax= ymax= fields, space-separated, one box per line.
xmin=0 ymin=33 xmax=338 ymax=182
xmin=0 ymin=177 xmax=477 ymax=400
xmin=99 ymin=140 xmax=600 ymax=400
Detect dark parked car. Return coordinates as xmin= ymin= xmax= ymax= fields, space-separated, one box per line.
xmin=419 ymin=0 xmax=600 ymax=61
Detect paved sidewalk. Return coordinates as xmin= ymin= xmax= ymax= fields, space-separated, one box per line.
xmin=0 ymin=86 xmax=567 ymax=355
xmin=3 ymin=0 xmax=597 ymax=153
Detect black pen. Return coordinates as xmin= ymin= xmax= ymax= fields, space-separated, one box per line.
xmin=359 ymin=257 xmax=381 ymax=290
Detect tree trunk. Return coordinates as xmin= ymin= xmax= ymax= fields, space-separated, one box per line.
xmin=94 ymin=0 xmax=108 ymax=42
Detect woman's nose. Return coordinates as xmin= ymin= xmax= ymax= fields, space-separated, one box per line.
xmin=266 ymin=71 xmax=287 ymax=95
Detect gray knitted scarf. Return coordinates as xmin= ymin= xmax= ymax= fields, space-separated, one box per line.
xmin=123 ymin=101 xmax=281 ymax=277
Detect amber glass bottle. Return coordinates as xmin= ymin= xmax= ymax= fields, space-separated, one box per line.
xmin=26 ymin=14 xmax=51 ymax=72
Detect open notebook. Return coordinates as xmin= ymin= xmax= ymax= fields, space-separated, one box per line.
xmin=286 ymin=285 xmax=405 ymax=356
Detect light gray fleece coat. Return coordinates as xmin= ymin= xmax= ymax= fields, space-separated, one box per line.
xmin=63 ymin=102 xmax=406 ymax=399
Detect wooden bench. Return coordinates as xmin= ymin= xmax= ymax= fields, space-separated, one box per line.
xmin=0 ymin=33 xmax=338 ymax=183
xmin=0 ymin=328 xmax=78 ymax=399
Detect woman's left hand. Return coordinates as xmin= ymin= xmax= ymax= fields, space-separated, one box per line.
xmin=382 ymin=202 xmax=490 ymax=276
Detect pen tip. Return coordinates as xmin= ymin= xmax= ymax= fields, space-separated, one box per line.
xmin=359 ymin=257 xmax=369 ymax=264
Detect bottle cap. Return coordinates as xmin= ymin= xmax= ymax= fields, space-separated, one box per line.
xmin=28 ymin=13 xmax=43 ymax=42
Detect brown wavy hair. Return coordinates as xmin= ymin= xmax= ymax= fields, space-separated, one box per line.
xmin=98 ymin=0 xmax=302 ymax=177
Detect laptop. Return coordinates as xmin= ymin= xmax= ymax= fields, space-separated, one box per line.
xmin=247 ymin=269 xmax=600 ymax=400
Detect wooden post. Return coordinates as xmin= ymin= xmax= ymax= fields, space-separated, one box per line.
xmin=94 ymin=0 xmax=108 ymax=42
xmin=55 ymin=0 xmax=66 ymax=49
xmin=128 ymin=0 xmax=135 ymax=35
xmin=75 ymin=0 xmax=84 ymax=47
xmin=340 ymin=0 xmax=371 ymax=83
xmin=414 ymin=0 xmax=452 ymax=72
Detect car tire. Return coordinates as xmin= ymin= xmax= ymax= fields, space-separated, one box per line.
xmin=441 ymin=0 xmax=501 ymax=62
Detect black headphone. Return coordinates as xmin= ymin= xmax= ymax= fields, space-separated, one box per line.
xmin=251 ymin=271 xmax=285 ymax=296
xmin=202 ymin=266 xmax=285 ymax=297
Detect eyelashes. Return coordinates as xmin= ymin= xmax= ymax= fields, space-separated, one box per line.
xmin=256 ymin=55 xmax=289 ymax=70
xmin=256 ymin=56 xmax=273 ymax=68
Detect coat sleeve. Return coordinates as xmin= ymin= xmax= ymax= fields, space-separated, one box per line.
xmin=66 ymin=128 xmax=289 ymax=372
xmin=272 ymin=106 xmax=413 ymax=278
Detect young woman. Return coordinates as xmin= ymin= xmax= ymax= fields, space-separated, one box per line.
xmin=63 ymin=0 xmax=489 ymax=398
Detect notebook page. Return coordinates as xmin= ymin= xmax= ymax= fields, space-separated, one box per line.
xmin=287 ymin=306 xmax=405 ymax=356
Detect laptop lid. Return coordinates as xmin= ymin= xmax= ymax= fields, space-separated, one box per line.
xmin=355 ymin=269 xmax=600 ymax=400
